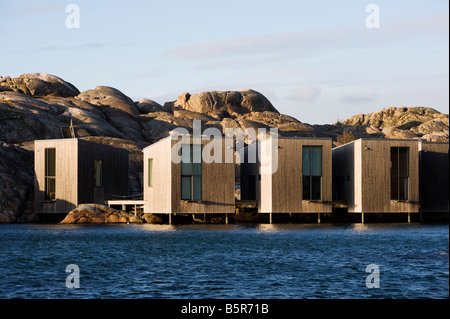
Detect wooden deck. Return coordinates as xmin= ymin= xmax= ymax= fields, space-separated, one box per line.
xmin=106 ymin=200 xmax=146 ymax=215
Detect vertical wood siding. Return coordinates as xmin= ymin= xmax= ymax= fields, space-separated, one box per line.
xmin=35 ymin=139 xmax=129 ymax=214
xmin=260 ymin=137 xmax=333 ymax=213
xmin=419 ymin=141 xmax=449 ymax=213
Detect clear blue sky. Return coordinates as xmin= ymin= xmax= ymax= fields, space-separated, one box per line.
xmin=1 ymin=0 xmax=448 ymax=124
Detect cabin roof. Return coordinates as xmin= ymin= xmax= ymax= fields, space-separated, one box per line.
xmin=332 ymin=137 xmax=424 ymax=151
xmin=142 ymin=133 xmax=234 ymax=152
xmin=34 ymin=138 xmax=130 ymax=154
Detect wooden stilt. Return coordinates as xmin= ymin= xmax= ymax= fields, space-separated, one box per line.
xmin=269 ymin=212 xmax=272 ymax=224
xmin=225 ymin=213 xmax=228 ymax=224
xmin=408 ymin=212 xmax=411 ymax=223
xmin=318 ymin=213 xmax=321 ymax=224
xmin=169 ymin=213 xmax=172 ymax=225
xmin=361 ymin=212 xmax=364 ymax=224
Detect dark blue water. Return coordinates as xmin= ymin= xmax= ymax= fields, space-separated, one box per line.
xmin=0 ymin=223 xmax=448 ymax=299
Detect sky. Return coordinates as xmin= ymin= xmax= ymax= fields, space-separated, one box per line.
xmin=1 ymin=0 xmax=448 ymax=124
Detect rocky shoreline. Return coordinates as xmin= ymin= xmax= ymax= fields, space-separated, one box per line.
xmin=58 ymin=203 xmax=265 ymax=225
xmin=58 ymin=204 xmax=162 ymax=224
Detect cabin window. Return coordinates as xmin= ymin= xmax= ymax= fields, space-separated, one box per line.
xmin=391 ymin=147 xmax=409 ymax=200
xmin=94 ymin=160 xmax=103 ymax=187
xmin=148 ymin=158 xmax=153 ymax=187
xmin=45 ymin=148 xmax=56 ymax=200
xmin=302 ymin=146 xmax=322 ymax=200
xmin=181 ymin=144 xmax=202 ymax=201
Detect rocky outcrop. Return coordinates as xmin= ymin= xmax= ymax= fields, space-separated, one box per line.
xmin=0 ymin=73 xmax=79 ymax=97
xmin=59 ymin=204 xmax=163 ymax=224
xmin=136 ymin=98 xmax=169 ymax=114
xmin=342 ymin=107 xmax=446 ymax=128
xmin=76 ymin=86 xmax=140 ymax=116
xmin=171 ymin=89 xmax=279 ymax=117
xmin=60 ymin=204 xmax=128 ymax=224
xmin=340 ymin=106 xmax=449 ymax=141
xmin=76 ymin=86 xmax=143 ymax=141
xmin=0 ymin=91 xmax=124 ymax=143
xmin=0 ymin=141 xmax=36 ymax=223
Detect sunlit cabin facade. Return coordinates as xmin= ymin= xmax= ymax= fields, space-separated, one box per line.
xmin=241 ymin=136 xmax=333 ymax=215
xmin=142 ymin=135 xmax=235 ymax=216
xmin=34 ymin=139 xmax=129 ymax=215
xmin=418 ymin=141 xmax=449 ymax=213
xmin=332 ymin=138 xmax=420 ymax=215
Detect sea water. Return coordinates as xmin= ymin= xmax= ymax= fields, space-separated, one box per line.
xmin=0 ymin=223 xmax=448 ymax=299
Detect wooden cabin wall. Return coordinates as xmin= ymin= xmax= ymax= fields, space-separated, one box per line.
xmin=359 ymin=139 xmax=419 ymax=213
xmin=77 ymin=140 xmax=129 ymax=205
xmin=419 ymin=142 xmax=449 ymax=213
xmin=34 ymin=139 xmax=78 ymax=214
xmin=170 ymin=137 xmax=235 ymax=214
xmin=143 ymin=138 xmax=172 ymax=214
xmin=261 ymin=137 xmax=333 ymax=214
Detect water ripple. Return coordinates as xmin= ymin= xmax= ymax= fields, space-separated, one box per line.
xmin=0 ymin=223 xmax=448 ymax=299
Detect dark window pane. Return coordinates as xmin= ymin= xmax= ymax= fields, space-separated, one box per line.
xmin=181 ymin=176 xmax=191 ymax=200
xmin=391 ymin=147 xmax=399 ymax=176
xmin=311 ymin=147 xmax=322 ymax=176
xmin=311 ymin=176 xmax=321 ymax=200
xmin=193 ymin=163 xmax=202 ymax=175
xmin=303 ymin=175 xmax=311 ymax=200
xmin=391 ymin=175 xmax=399 ymax=200
xmin=302 ymin=147 xmax=310 ymax=176
xmin=193 ymin=175 xmax=202 ymax=201
xmin=181 ymin=144 xmax=192 ymax=174
xmin=46 ymin=177 xmax=56 ymax=200
xmin=181 ymin=144 xmax=202 ymax=200
xmin=399 ymin=177 xmax=408 ymax=200
xmin=399 ymin=147 xmax=409 ymax=177
xmin=181 ymin=162 xmax=192 ymax=175
xmin=45 ymin=148 xmax=56 ymax=200
xmin=391 ymin=147 xmax=409 ymax=200
xmin=45 ymin=148 xmax=56 ymax=177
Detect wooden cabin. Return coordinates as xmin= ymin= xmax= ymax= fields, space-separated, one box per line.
xmin=142 ymin=134 xmax=235 ymax=220
xmin=332 ymin=138 xmax=420 ymax=220
xmin=34 ymin=138 xmax=129 ymax=217
xmin=241 ymin=136 xmax=333 ymax=221
xmin=418 ymin=141 xmax=449 ymax=214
